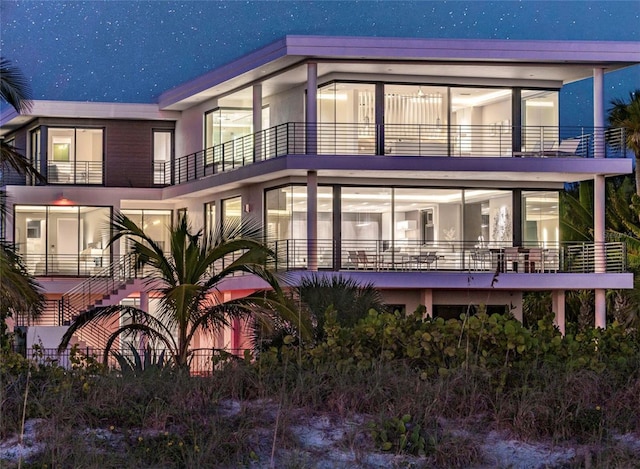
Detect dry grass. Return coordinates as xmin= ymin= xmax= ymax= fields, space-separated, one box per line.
xmin=2 ymin=339 xmax=640 ymax=467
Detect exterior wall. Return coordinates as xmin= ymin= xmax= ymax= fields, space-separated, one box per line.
xmin=266 ymin=85 xmax=305 ymax=126
xmin=103 ymin=119 xmax=175 ymax=187
xmin=9 ymin=117 xmax=175 ymax=188
xmin=175 ymin=99 xmax=214 ymax=158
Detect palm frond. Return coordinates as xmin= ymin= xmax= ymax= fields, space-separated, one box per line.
xmin=0 ymin=240 xmax=45 ymax=317
xmin=0 ymin=57 xmax=32 ymax=113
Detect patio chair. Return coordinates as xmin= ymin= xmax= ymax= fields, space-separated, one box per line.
xmin=549 ymin=138 xmax=581 ymax=157
xmin=526 ymin=247 xmax=543 ymax=273
xmin=347 ymin=250 xmax=360 ymax=269
xmin=504 ymin=247 xmax=520 ymax=272
xmin=470 ymin=248 xmax=490 ymax=270
xmin=357 ymin=250 xmax=377 ymax=269
xmin=358 ymin=251 xmax=376 ymax=269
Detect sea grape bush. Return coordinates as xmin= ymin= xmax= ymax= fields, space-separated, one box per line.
xmin=266 ymin=309 xmax=640 ymax=381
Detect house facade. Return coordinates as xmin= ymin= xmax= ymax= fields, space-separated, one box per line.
xmin=1 ymin=36 xmax=638 ymax=357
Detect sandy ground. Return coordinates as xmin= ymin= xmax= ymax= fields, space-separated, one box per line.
xmin=2 ymin=400 xmax=639 ymax=468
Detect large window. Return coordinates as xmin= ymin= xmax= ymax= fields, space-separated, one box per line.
xmin=222 ymin=196 xmax=242 ymax=230
xmin=15 ymin=205 xmax=111 ymax=276
xmin=264 ymin=184 xmax=546 ymax=270
xmin=384 ymin=85 xmax=448 ymax=156
xmin=265 ymin=186 xmax=333 ymax=268
xmin=121 ymin=209 xmax=172 ymax=252
xmin=47 ymin=127 xmax=103 ymax=184
xmin=522 ymin=191 xmax=559 ymax=247
xmin=451 ymin=87 xmax=512 ymax=156
xmin=521 ymin=90 xmax=560 ymax=153
xmin=205 ymin=108 xmax=253 ymax=149
xmin=318 ymin=82 xmax=376 ymax=154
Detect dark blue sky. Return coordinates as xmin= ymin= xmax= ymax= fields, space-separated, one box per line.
xmin=1 ymin=1 xmax=639 ymax=125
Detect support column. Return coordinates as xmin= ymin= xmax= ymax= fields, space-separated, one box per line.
xmin=593 ymin=68 xmax=607 ymax=328
xmin=138 ymin=291 xmax=149 ymax=350
xmin=307 ymin=170 xmax=318 ymax=271
xmin=306 ymin=62 xmax=318 ymax=155
xmin=593 ymin=68 xmax=605 ymax=159
xmin=595 ymin=290 xmax=606 ymax=329
xmin=253 ymin=84 xmax=263 ymax=161
xmin=552 ymin=290 xmax=566 ymax=336
xmin=420 ymin=289 xmax=433 ymax=318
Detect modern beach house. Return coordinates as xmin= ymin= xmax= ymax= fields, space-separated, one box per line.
xmin=1 ymin=36 xmax=638 ymax=360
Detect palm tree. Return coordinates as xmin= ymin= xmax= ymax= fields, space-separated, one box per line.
xmin=252 ymin=274 xmax=386 ymax=352
xmin=58 ymin=212 xmax=310 ymax=369
xmin=0 ymin=58 xmax=44 ymax=348
xmin=0 ymin=58 xmax=44 ymax=181
xmin=607 ymin=89 xmax=640 ymax=195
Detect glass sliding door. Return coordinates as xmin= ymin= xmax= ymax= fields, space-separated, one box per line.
xmin=121 ymin=209 xmax=172 ymax=253
xmin=15 ymin=205 xmax=111 ymax=276
xmin=317 ymin=82 xmax=375 ymax=154
xmin=265 ymin=185 xmax=333 ymax=268
xmin=47 ymin=127 xmax=103 ymax=184
xmin=153 ymin=130 xmax=173 ymax=185
xmin=341 ymin=187 xmax=391 ymax=268
xmin=521 ymin=90 xmax=560 ymax=154
xmin=384 ymin=85 xmax=448 ymax=156
xmin=394 ymin=188 xmax=463 ymax=269
xmin=450 ymin=88 xmax=511 ymax=156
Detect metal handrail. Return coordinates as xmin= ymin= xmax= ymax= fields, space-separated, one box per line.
xmin=164 ymin=123 xmax=627 ymax=186
xmin=47 ymin=160 xmax=103 ymax=184
xmin=266 ymin=239 xmax=627 ymax=273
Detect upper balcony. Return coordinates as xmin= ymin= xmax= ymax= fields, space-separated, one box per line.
xmin=156 ymin=123 xmax=629 ymax=186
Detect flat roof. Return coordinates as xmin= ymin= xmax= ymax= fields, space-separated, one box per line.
xmin=158 ymin=35 xmax=640 ymax=110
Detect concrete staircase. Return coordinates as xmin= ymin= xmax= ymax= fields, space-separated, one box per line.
xmin=60 ymin=253 xmax=143 ymax=352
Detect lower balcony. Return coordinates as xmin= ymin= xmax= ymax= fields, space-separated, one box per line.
xmin=22 ymin=241 xmax=626 ymax=278
xmin=23 ymin=252 xmax=109 ymax=276
xmin=270 ymin=240 xmax=627 ymax=274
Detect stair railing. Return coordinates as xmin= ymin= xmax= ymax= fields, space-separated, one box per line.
xmin=59 ymin=253 xmax=141 ymax=355
xmin=61 ymin=252 xmax=140 ymax=323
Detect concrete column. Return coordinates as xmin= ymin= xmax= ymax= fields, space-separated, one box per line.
xmin=253 ymin=84 xmax=263 ymax=161
xmin=420 ymin=289 xmax=433 ymax=318
xmin=594 ymin=172 xmax=606 ymax=327
xmin=139 ymin=291 xmax=149 ymax=313
xmin=593 ymin=68 xmax=605 ymax=159
xmin=595 ymin=289 xmax=606 ymax=329
xmin=307 ymin=170 xmax=318 ymax=271
xmin=138 ymin=291 xmax=150 ymax=349
xmin=552 ymin=290 xmax=566 ymax=335
xmin=306 ymin=62 xmax=318 ymax=155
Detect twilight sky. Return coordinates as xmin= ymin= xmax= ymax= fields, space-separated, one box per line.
xmin=1 ymin=0 xmax=639 ymax=125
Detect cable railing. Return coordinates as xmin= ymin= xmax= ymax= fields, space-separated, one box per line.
xmin=163 ymin=123 xmax=628 ymax=185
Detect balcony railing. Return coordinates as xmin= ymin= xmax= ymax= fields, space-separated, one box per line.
xmin=268 ymin=239 xmax=627 ymax=274
xmin=22 ymin=253 xmax=110 ymax=277
xmin=47 ymin=161 xmax=103 ymax=184
xmin=23 ymin=241 xmax=627 ymax=277
xmin=160 ymin=124 xmax=627 ymax=185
